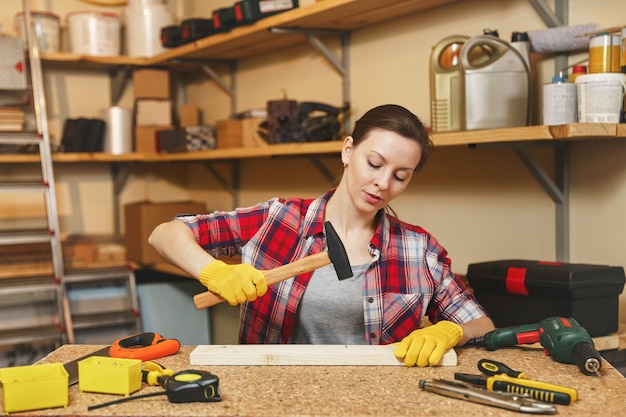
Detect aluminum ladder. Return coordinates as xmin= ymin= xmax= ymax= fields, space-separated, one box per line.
xmin=0 ymin=1 xmax=71 ymax=346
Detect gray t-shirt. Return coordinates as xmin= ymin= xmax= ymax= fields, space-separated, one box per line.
xmin=290 ymin=262 xmax=368 ymax=344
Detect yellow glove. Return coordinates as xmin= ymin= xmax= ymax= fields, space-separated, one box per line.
xmin=393 ymin=321 xmax=463 ymax=367
xmin=199 ymin=260 xmax=268 ymax=306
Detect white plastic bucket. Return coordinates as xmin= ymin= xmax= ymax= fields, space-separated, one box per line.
xmin=14 ymin=11 xmax=60 ymax=53
xmin=66 ymin=11 xmax=121 ymax=56
xmin=575 ymin=73 xmax=626 ymax=123
xmin=123 ymin=1 xmax=173 ymax=57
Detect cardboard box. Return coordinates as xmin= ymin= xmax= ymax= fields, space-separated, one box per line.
xmin=124 ymin=201 xmax=206 ymax=264
xmin=186 ymin=125 xmax=216 ymax=150
xmin=135 ymin=99 xmax=172 ymax=126
xmin=135 ymin=125 xmax=174 ymax=154
xmin=215 ymin=117 xmax=267 ymax=148
xmin=180 ymin=104 xmax=200 ymax=127
xmin=132 ymin=68 xmax=170 ymax=99
xmin=466 ymin=259 xmax=626 ymax=337
xmin=0 ymin=35 xmax=27 ymax=89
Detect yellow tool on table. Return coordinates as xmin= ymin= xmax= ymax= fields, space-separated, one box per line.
xmin=88 ymin=363 xmax=221 ymax=410
xmin=454 ymin=359 xmax=578 ymax=405
xmin=142 ymin=361 xmax=175 ymax=386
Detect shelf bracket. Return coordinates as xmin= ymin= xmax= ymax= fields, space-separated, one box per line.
xmin=202 ymin=160 xmax=240 ymax=208
xmin=269 ymin=27 xmax=351 ymax=129
xmin=309 ymin=157 xmax=338 ymax=184
xmin=108 ymin=66 xmax=133 ymax=106
xmin=528 ymin=0 xmax=569 ymax=76
xmin=199 ymin=61 xmax=238 ymax=115
xmin=111 ymin=162 xmax=132 ymax=238
xmin=512 ymin=143 xmax=570 ymax=262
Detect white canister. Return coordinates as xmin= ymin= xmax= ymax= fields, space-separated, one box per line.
xmin=14 ymin=11 xmax=60 ymax=53
xmin=575 ymin=73 xmax=626 ymax=123
xmin=542 ymin=76 xmax=577 ymax=125
xmin=124 ymin=1 xmax=174 ymax=57
xmin=100 ymin=106 xmax=133 ymax=154
xmin=66 ymin=11 xmax=121 ymax=56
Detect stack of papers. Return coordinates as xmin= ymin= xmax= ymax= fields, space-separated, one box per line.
xmin=0 ymin=107 xmax=25 ymax=131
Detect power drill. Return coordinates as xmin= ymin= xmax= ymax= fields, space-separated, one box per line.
xmin=468 ymin=317 xmax=602 ymax=375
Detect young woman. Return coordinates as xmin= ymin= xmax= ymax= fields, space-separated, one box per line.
xmin=148 ymin=104 xmax=495 ymax=367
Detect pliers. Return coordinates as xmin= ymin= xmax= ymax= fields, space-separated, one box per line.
xmin=454 ymin=358 xmax=578 ymax=405
xmin=419 ymin=379 xmax=557 ymax=414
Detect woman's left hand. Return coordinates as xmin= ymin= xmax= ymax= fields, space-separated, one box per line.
xmin=393 ymin=321 xmax=463 ymax=367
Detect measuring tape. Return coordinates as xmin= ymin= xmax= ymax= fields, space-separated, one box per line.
xmin=88 ymin=369 xmax=221 ymax=410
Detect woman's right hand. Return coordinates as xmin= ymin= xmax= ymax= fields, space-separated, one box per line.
xmin=199 ymin=260 xmax=268 ymax=306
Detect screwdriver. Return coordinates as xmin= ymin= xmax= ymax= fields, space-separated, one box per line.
xmin=477 ymin=358 xmax=526 ymax=378
xmin=88 ymin=370 xmax=221 ymax=410
xmin=454 ymin=372 xmax=577 ymax=405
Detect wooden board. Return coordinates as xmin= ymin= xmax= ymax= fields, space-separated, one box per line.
xmin=190 ymin=344 xmax=457 ymax=366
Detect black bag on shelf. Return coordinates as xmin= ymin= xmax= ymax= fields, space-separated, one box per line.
xmin=61 ymin=117 xmax=105 ymax=152
xmin=84 ymin=119 xmax=105 ymax=152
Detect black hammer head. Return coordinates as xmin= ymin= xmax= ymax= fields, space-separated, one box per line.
xmin=324 ymin=221 xmax=353 ymax=280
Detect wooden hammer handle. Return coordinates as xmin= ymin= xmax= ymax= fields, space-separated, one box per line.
xmin=193 ymin=251 xmax=331 ymax=309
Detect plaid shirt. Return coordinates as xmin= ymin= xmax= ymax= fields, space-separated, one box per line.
xmin=177 ymin=189 xmax=487 ymax=344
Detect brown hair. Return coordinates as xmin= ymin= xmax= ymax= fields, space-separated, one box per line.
xmin=350 ymin=104 xmax=434 ymax=171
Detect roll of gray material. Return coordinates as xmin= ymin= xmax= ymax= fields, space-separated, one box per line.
xmin=527 ymin=23 xmax=600 ymax=53
xmin=100 ymin=106 xmax=132 ymax=154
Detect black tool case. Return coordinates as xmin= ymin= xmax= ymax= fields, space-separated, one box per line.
xmin=466 ymin=260 xmax=625 ymax=337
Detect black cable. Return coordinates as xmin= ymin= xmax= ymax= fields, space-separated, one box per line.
xmin=87 ymin=391 xmax=166 ymax=411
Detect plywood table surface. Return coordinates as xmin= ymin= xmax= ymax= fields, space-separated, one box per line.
xmin=6 ymin=344 xmax=626 ymax=417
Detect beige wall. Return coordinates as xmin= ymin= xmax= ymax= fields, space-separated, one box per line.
xmin=3 ymin=0 xmax=626 ymax=333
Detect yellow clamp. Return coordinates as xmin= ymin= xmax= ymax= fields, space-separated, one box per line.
xmin=143 ymin=361 xmax=175 ymax=386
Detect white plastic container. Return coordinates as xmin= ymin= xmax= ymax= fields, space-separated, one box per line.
xmin=14 ymin=11 xmax=60 ymax=53
xmin=124 ymin=0 xmax=174 ymax=57
xmin=459 ymin=35 xmax=530 ymax=130
xmin=542 ymin=76 xmax=577 ymax=125
xmin=66 ymin=11 xmax=121 ymax=56
xmin=100 ymin=106 xmax=133 ymax=154
xmin=575 ymin=73 xmax=626 ymax=123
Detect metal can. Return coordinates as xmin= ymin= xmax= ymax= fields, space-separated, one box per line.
xmin=621 ymin=28 xmax=626 ymax=74
xmin=589 ymin=33 xmax=621 ymax=73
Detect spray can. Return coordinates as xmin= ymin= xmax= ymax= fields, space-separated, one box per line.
xmin=542 ymin=75 xmax=577 ymax=125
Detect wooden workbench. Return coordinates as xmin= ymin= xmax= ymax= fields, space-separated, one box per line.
xmin=5 ymin=345 xmax=626 ymax=417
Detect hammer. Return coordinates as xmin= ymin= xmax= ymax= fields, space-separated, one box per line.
xmin=193 ymin=221 xmax=352 ymax=309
